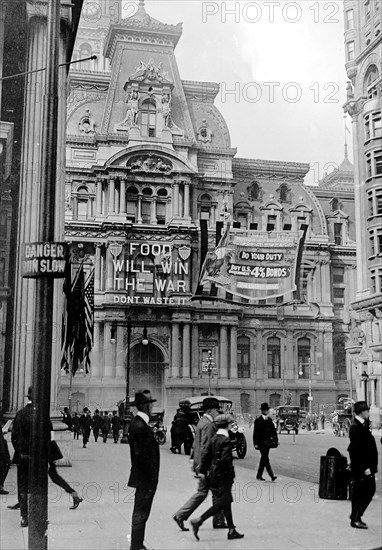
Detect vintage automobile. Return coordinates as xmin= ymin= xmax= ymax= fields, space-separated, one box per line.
xmin=149 ymin=409 xmax=167 ymax=445
xmin=274 ymin=405 xmax=301 ymax=435
xmin=178 ymin=395 xmax=247 ymax=459
xmin=331 ymin=409 xmax=352 ymax=437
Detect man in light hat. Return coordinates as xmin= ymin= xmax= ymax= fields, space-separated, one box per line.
xmin=348 ymin=401 xmax=378 ymax=529
xmin=173 ymin=396 xmax=227 ymax=532
xmin=127 ymin=390 xmax=159 ymax=550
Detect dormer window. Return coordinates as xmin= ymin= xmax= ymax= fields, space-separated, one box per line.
xmin=141 ymin=101 xmax=156 ymax=137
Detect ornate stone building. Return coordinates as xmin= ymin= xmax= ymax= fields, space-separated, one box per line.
xmin=61 ymin=0 xmax=357 ymax=418
xmin=343 ymin=0 xmax=382 ymax=426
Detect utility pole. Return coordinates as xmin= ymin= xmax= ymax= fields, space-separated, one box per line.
xmin=28 ymin=1 xmax=60 ymax=548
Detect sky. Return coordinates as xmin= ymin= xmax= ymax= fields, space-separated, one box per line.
xmin=122 ymin=0 xmax=353 ymax=185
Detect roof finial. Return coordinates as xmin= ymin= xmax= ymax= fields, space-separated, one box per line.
xmin=139 ymin=0 xmax=145 ymax=8
xmin=343 ymin=114 xmax=351 ymax=159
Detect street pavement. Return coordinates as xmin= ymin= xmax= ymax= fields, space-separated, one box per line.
xmin=0 ymin=427 xmax=381 ymax=550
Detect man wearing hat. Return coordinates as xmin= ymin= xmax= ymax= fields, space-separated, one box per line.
xmin=348 ymin=401 xmax=378 ymax=529
xmin=127 ymin=390 xmax=160 ymax=550
xmin=173 ymin=397 xmax=227 ymax=532
xmin=253 ymin=402 xmax=278 ymax=482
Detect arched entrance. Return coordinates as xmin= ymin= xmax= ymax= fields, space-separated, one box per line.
xmin=130 ymin=343 xmax=165 ymax=408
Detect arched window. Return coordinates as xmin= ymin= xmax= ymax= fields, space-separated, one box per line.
xmin=279 ymin=184 xmax=289 ymax=203
xmin=141 ymin=101 xmax=156 ymax=137
xmin=247 ymin=181 xmax=261 ymax=201
xmin=269 ymin=393 xmax=281 ymax=408
xmin=237 ymin=335 xmax=250 ymax=378
xmin=331 ymin=198 xmax=339 ymax=211
xmin=156 ymin=188 xmax=168 ymax=225
xmin=297 ymin=337 xmax=311 ymax=378
xmin=141 ymin=187 xmax=153 ymax=224
xmin=77 ymin=186 xmax=89 ymax=219
xmin=199 ymin=194 xmax=212 ymax=224
xmin=267 ymin=337 xmax=281 ymax=378
xmin=364 ymin=64 xmax=379 ymax=98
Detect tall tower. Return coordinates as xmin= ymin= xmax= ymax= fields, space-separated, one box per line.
xmin=343 ymin=0 xmax=382 ymax=424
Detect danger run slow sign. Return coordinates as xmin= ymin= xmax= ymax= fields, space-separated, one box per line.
xmin=22 ymin=242 xmax=68 ymax=278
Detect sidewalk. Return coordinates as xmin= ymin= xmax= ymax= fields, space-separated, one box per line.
xmin=1 ymin=437 xmax=381 ymax=550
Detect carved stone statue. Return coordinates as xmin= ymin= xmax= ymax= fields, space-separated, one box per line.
xmin=346 ymin=80 xmax=354 ymax=100
xmin=121 ymin=88 xmax=140 ymax=127
xmin=161 ymin=92 xmax=171 ymax=128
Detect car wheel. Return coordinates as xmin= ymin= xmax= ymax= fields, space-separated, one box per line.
xmin=236 ymin=435 xmax=247 ymax=459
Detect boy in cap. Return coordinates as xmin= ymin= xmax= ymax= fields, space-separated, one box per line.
xmin=348 ymin=401 xmax=378 ymax=529
xmin=173 ymin=397 xmax=227 ymax=531
xmin=190 ymin=413 xmax=244 ymax=541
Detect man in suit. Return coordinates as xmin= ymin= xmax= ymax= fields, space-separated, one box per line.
xmin=128 ymin=390 xmax=160 ymax=550
xmin=348 ymin=401 xmax=378 ymax=529
xmin=253 ymin=402 xmax=278 ymax=482
xmin=111 ymin=411 xmax=122 ymax=443
xmin=173 ymin=397 xmax=227 ymax=532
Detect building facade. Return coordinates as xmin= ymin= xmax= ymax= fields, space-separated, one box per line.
xmin=343 ymin=0 xmax=382 ymax=426
xmin=60 ymin=0 xmax=357 ymax=419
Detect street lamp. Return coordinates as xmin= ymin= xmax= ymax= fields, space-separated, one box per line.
xmin=206 ymin=350 xmax=213 ymax=396
xmin=299 ymin=358 xmax=320 ymax=415
xmin=120 ymin=318 xmax=132 ymax=444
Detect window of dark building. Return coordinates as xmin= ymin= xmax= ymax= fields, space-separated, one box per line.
xmin=248 ymin=182 xmax=261 ymax=201
xmin=237 ymin=335 xmax=250 ymax=378
xmin=334 ymin=223 xmax=342 ymax=245
xmin=240 ymin=393 xmax=250 ymax=414
xmin=141 ymin=101 xmax=156 ymax=138
xmin=297 ymin=337 xmax=311 ymax=378
xmin=332 ymin=266 xmax=345 ymax=284
xmin=269 ymin=393 xmax=281 ymax=408
xmin=331 ymin=198 xmax=339 ymax=211
xmin=279 ymin=184 xmax=289 ymax=202
xmin=300 ymin=393 xmax=309 ymax=410
xmin=333 ymin=287 xmax=345 ymax=299
xmin=267 ymin=337 xmax=281 ymax=378
xmin=376 ymin=152 xmax=382 ymax=175
xmin=333 ymin=339 xmax=347 ymax=380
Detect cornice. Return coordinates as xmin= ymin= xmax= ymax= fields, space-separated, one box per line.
xmin=232 ymin=157 xmax=310 ymax=178
xmin=351 ymin=293 xmax=382 ymax=312
xmin=182 ymin=80 xmax=220 ymax=102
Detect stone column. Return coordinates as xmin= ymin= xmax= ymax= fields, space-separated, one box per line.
xmin=91 ymin=321 xmax=101 ymax=378
xmin=137 ymin=195 xmax=142 ymax=224
xmin=171 ymin=322 xmax=180 ymax=377
xmin=94 ymin=244 xmax=102 ymax=292
xmin=103 ymin=322 xmax=113 ymax=377
xmin=72 ymin=196 xmax=78 ymax=219
xmin=116 ymin=326 xmax=125 ymax=377
xmin=184 ymin=182 xmax=190 ymax=218
xmin=172 ymin=182 xmax=179 ymax=217
xmin=120 ymin=179 xmax=126 ymax=214
xmin=230 ymin=325 xmax=238 ymax=378
xmin=106 ymin=245 xmax=114 ymax=290
xmin=114 ymin=183 xmax=119 ymax=214
xmin=220 ymin=325 xmax=228 ymax=378
xmin=191 ymin=324 xmax=199 ymax=379
xmin=9 ymin=2 xmax=71 ymax=412
xmin=108 ymin=177 xmax=115 ymax=215
xmin=151 ymin=198 xmax=157 ymax=224
xmin=96 ymin=179 xmax=102 ymax=215
xmin=182 ymin=323 xmax=191 ymax=378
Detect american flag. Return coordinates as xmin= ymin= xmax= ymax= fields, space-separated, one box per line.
xmin=61 ymin=260 xmax=94 ymax=376
xmin=83 ymin=267 xmax=95 ymax=373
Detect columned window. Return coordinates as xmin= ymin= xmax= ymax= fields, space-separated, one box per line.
xmin=267 ymin=337 xmax=281 ymax=379
xmin=297 ymin=337 xmax=311 ymax=378
xmin=333 ymin=337 xmax=347 ymax=380
xmin=237 ymin=335 xmax=250 ymax=378
xmin=141 ymin=101 xmax=156 ymax=137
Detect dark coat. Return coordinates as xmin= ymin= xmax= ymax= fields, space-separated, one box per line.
xmin=80 ymin=414 xmax=92 ymax=434
xmin=128 ymin=414 xmax=159 ymax=489
xmin=12 ymin=403 xmax=33 ymax=462
xmin=111 ymin=415 xmax=121 ymax=430
xmin=253 ymin=415 xmax=278 ymax=447
xmin=92 ymin=414 xmax=103 ymax=429
xmin=348 ymin=418 xmax=378 ymax=478
xmin=199 ymin=432 xmax=235 ymax=506
xmin=170 ymin=415 xmax=189 ymax=438
xmin=0 ymin=430 xmax=11 ymax=467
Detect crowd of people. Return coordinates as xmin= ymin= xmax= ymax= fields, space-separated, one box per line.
xmin=0 ymin=390 xmax=379 ymax=549
xmin=61 ymin=407 xmax=123 ymax=447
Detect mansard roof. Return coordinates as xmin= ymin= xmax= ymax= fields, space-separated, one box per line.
xmin=319 ymin=147 xmax=354 ymax=189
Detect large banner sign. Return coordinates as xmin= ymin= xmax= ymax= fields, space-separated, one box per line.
xmin=111 ymin=242 xmax=191 ymax=306
xmin=197 ymin=223 xmax=307 ymax=303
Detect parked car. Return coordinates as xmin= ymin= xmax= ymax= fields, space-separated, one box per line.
xmin=274 ymin=406 xmax=301 ymax=435
xmin=178 ymin=395 xmax=247 ymax=459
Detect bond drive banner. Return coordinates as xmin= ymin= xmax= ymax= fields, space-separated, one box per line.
xmin=196 ymin=223 xmax=307 ymax=303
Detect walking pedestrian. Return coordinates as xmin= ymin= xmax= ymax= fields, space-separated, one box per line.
xmin=348 ymin=401 xmax=378 ymax=529
xmin=170 ymin=410 xmax=189 ymax=454
xmin=111 ymin=411 xmax=122 ymax=443
xmin=0 ymin=428 xmax=11 ymax=494
xmin=190 ymin=414 xmax=244 ymax=541
xmin=127 ymin=390 xmax=159 ymax=550
xmin=79 ymin=408 xmax=92 ymax=448
xmin=320 ymin=410 xmax=325 ymax=430
xmin=253 ymin=402 xmax=278 ymax=482
xmin=173 ymin=397 xmax=227 ymax=532
xmin=12 ymin=387 xmax=82 ymax=527
xmin=72 ymin=412 xmax=80 ymax=439
xmin=61 ymin=407 xmax=72 ymax=431
xmin=101 ymin=414 xmax=111 ymax=443
xmin=92 ymin=410 xmax=103 ymax=442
